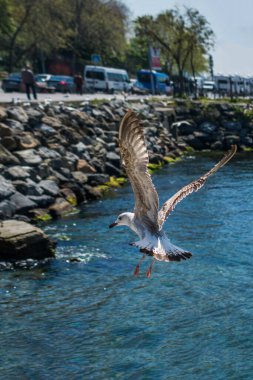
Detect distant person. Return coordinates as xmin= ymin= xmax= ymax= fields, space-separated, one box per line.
xmin=74 ymin=73 xmax=83 ymax=95
xmin=21 ymin=64 xmax=37 ymax=100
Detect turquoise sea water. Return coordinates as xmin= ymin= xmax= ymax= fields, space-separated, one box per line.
xmin=0 ymin=152 xmax=252 ymax=380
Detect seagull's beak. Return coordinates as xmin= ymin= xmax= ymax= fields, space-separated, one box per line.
xmin=109 ymin=221 xmax=118 ymax=228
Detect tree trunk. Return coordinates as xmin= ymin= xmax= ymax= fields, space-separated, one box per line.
xmin=178 ymin=68 xmax=184 ymax=97
xmin=6 ymin=4 xmax=33 ymax=72
xmin=190 ymin=52 xmax=197 ymax=99
xmin=71 ymin=0 xmax=83 ymax=74
xmin=8 ymin=48 xmax=14 ymax=73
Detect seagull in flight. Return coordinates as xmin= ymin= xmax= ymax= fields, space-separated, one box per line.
xmin=109 ymin=110 xmax=237 ymax=278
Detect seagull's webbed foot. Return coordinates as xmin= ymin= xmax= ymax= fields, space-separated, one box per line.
xmin=146 ymin=259 xmax=155 ymax=278
xmin=133 ymin=254 xmax=145 ymax=276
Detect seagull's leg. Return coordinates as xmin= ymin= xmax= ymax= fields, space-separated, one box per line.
xmin=146 ymin=259 xmax=155 ymax=278
xmin=133 ymin=254 xmax=146 ymax=276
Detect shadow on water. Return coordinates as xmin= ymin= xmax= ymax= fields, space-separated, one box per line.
xmin=0 ymin=151 xmax=253 ymax=379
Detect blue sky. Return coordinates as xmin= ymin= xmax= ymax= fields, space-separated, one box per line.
xmin=124 ymin=0 xmax=253 ymax=76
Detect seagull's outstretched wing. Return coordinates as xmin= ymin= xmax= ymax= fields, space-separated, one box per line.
xmin=119 ymin=110 xmax=159 ymax=232
xmin=158 ymin=145 xmax=237 ymax=228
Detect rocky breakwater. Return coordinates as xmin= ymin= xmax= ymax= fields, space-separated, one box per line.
xmin=0 ymin=100 xmax=185 ymax=224
xmin=172 ymin=99 xmax=253 ymax=151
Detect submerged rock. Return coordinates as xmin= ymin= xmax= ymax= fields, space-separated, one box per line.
xmin=0 ymin=220 xmax=56 ymax=260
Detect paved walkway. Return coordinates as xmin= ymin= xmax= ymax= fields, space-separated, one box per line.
xmin=0 ymin=90 xmax=154 ymax=104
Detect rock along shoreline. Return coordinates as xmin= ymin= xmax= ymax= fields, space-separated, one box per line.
xmin=0 ymin=98 xmax=252 ymax=223
xmin=0 ymin=97 xmax=252 ymax=261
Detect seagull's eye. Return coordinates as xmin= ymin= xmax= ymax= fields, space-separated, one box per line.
xmin=118 ymin=216 xmax=122 ymax=220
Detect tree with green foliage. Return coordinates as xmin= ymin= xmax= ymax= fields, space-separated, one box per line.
xmin=0 ymin=0 xmax=129 ymax=73
xmin=64 ymin=0 xmax=129 ymax=70
xmin=134 ymin=7 xmax=215 ymax=95
xmin=0 ymin=0 xmax=70 ymax=72
xmin=0 ymin=1 xmax=214 ymax=83
xmin=125 ymin=37 xmax=149 ymax=75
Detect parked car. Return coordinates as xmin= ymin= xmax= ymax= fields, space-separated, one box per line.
xmin=35 ymin=74 xmax=51 ymax=82
xmin=1 ymin=72 xmax=22 ymax=92
xmin=46 ymin=75 xmax=75 ymax=93
xmin=35 ymin=74 xmax=55 ymax=93
xmin=130 ymin=80 xmax=149 ymax=95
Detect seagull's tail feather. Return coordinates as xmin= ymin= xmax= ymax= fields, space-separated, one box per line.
xmin=133 ymin=235 xmax=192 ymax=262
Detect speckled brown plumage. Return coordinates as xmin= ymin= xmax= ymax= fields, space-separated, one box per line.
xmin=111 ymin=109 xmax=237 ymax=276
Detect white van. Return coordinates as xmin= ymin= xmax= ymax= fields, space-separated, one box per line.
xmin=84 ymin=65 xmax=130 ymax=93
xmin=202 ymin=80 xmax=216 ymax=92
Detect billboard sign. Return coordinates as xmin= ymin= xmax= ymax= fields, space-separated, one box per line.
xmin=149 ymin=47 xmax=161 ymax=70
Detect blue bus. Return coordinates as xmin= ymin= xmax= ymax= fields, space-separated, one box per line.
xmin=136 ymin=69 xmax=173 ymax=95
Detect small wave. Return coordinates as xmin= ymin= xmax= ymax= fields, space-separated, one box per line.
xmin=56 ymin=245 xmax=109 ymax=264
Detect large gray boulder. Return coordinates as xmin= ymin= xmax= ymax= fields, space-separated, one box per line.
xmin=39 ymin=179 xmax=59 ymax=196
xmin=39 ymin=124 xmax=57 ymax=137
xmin=0 ymin=220 xmax=56 ymax=260
xmin=9 ymin=191 xmax=37 ymax=213
xmin=28 ymin=194 xmax=54 ymax=207
xmin=26 ymin=108 xmax=43 ymax=126
xmin=41 ymin=115 xmax=62 ymax=128
xmin=16 ymin=132 xmax=39 ymax=150
xmin=0 ymin=123 xmax=12 ymax=137
xmin=173 ymin=120 xmax=196 ymax=135
xmin=199 ymin=121 xmax=218 ymax=134
xmin=106 ymin=152 xmax=121 ymax=168
xmin=13 ymin=179 xmax=43 ymax=196
xmin=223 ymin=121 xmax=242 ymax=131
xmin=37 ymin=146 xmax=61 ymax=159
xmin=7 ymin=107 xmax=28 ymax=123
xmin=0 ymin=176 xmax=15 ymax=201
xmin=15 ymin=149 xmax=42 ymax=166
xmin=86 ymin=173 xmax=110 ymax=186
xmin=183 ymin=134 xmax=205 ymax=150
xmin=4 ymin=166 xmax=31 ymax=180
xmin=105 ymin=162 xmax=122 ymax=176
xmin=0 ymin=106 xmax=7 ymax=121
xmin=5 ymin=119 xmax=24 ymax=131
xmin=72 ymin=171 xmax=88 ymax=184
xmin=0 ymin=200 xmax=16 ymax=219
xmin=224 ymin=135 xmax=240 ymax=147
xmin=0 ymin=144 xmax=20 ymax=165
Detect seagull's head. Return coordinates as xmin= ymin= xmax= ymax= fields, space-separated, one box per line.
xmin=109 ymin=212 xmax=134 ymax=229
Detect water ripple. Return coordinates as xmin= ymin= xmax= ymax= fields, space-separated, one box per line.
xmin=0 ymin=153 xmax=252 ymax=379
